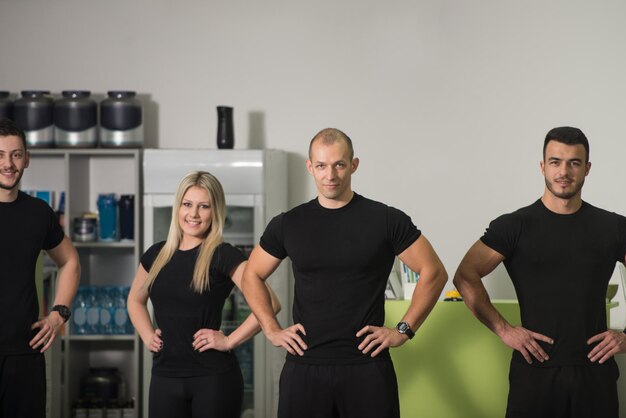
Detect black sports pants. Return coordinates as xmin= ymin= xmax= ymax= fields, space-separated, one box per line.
xmin=278 ymin=360 xmax=400 ymax=418
xmin=149 ymin=367 xmax=243 ymax=418
xmin=0 ymin=353 xmax=46 ymax=418
xmin=506 ymin=360 xmax=620 ymax=418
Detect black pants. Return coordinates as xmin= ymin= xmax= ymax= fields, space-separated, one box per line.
xmin=278 ymin=360 xmax=400 ymax=418
xmin=506 ymin=360 xmax=620 ymax=418
xmin=0 ymin=353 xmax=46 ymax=418
xmin=149 ymin=367 xmax=243 ymax=418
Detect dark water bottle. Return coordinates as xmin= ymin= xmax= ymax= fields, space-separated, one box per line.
xmin=14 ymin=90 xmax=54 ymax=148
xmin=216 ymin=106 xmax=234 ymax=149
xmin=118 ymin=194 xmax=134 ymax=240
xmin=0 ymin=91 xmax=13 ymax=121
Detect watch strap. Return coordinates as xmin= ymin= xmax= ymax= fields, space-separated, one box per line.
xmin=396 ymin=321 xmax=415 ymax=339
xmin=51 ymin=305 xmax=71 ymax=322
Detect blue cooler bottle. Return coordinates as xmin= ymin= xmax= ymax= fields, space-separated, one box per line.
xmin=97 ymin=193 xmax=117 ymax=241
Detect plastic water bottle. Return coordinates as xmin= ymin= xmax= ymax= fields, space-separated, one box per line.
xmin=122 ymin=287 xmax=133 ymax=335
xmin=86 ymin=287 xmax=100 ymax=334
xmin=72 ymin=287 xmax=88 ymax=335
xmin=100 ymin=286 xmax=115 ymax=335
xmin=113 ymin=286 xmax=129 ymax=335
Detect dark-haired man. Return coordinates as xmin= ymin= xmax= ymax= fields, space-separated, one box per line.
xmin=242 ymin=127 xmax=447 ymax=418
xmin=453 ymin=126 xmax=626 ymax=417
xmin=0 ymin=118 xmax=80 ymax=417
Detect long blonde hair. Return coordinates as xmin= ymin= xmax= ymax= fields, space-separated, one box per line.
xmin=144 ymin=171 xmax=226 ymax=293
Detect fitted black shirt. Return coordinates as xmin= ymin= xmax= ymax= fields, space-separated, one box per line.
xmin=0 ymin=191 xmax=64 ymax=354
xmin=141 ymin=241 xmax=246 ymax=377
xmin=481 ymin=199 xmax=626 ymax=367
xmin=261 ymin=193 xmax=421 ymax=364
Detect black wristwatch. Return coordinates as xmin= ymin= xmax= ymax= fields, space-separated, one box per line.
xmin=51 ymin=305 xmax=71 ymax=323
xmin=396 ymin=321 xmax=415 ymax=340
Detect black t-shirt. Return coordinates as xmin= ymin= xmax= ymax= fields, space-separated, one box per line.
xmin=261 ymin=193 xmax=421 ymax=364
xmin=141 ymin=241 xmax=246 ymax=377
xmin=0 ymin=191 xmax=64 ymax=354
xmin=481 ymin=199 xmax=626 ymax=367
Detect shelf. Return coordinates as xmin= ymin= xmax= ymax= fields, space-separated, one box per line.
xmin=74 ymin=241 xmax=136 ymax=249
xmin=24 ymin=148 xmax=143 ymax=418
xmin=67 ymin=335 xmax=136 ymax=342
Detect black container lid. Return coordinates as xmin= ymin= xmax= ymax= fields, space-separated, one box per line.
xmin=62 ymin=90 xmax=91 ymax=98
xmin=21 ymin=90 xmax=51 ymax=98
xmin=0 ymin=91 xmax=10 ymax=98
xmin=107 ymin=91 xmax=136 ymax=98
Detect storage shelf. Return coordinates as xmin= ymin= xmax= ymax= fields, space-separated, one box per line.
xmin=24 ymin=148 xmax=142 ymax=418
xmin=74 ymin=241 xmax=136 ymax=249
xmin=66 ymin=335 xmax=136 ymax=342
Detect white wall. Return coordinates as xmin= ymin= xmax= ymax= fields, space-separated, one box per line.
xmin=2 ymin=0 xmax=625 ymax=414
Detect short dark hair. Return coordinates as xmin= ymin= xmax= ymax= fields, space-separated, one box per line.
xmin=309 ymin=128 xmax=354 ymax=160
xmin=543 ymin=126 xmax=589 ymax=162
xmin=0 ymin=118 xmax=27 ymax=149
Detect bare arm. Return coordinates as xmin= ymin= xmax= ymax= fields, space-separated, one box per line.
xmin=453 ymin=240 xmax=553 ymax=364
xmin=30 ymin=236 xmax=81 ymax=352
xmin=241 ymin=245 xmax=307 ymax=355
xmin=192 ymin=261 xmax=282 ymax=352
xmin=357 ymin=234 xmax=448 ymax=356
xmin=127 ymin=264 xmax=162 ymax=352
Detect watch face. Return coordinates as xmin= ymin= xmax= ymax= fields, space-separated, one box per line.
xmin=397 ymin=321 xmax=414 ymax=339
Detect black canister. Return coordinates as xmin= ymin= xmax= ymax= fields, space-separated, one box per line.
xmin=14 ymin=90 xmax=54 ymax=148
xmin=81 ymin=367 xmax=127 ymax=405
xmin=0 ymin=91 xmax=14 ymax=121
xmin=216 ymin=106 xmax=234 ymax=149
xmin=54 ymin=90 xmax=97 ymax=148
xmin=100 ymin=91 xmax=143 ymax=148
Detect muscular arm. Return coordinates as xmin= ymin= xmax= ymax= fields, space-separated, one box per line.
xmin=357 ymin=234 xmax=448 ymax=356
xmin=586 ymin=258 xmax=626 ymax=363
xmin=31 ymin=236 xmax=81 ymax=352
xmin=453 ymin=240 xmax=552 ymax=364
xmin=241 ymin=245 xmax=307 ymax=355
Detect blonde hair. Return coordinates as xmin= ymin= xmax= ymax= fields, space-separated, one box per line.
xmin=144 ymin=171 xmax=226 ymax=293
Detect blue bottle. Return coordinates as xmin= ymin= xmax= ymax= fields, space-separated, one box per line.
xmin=72 ymin=287 xmax=88 ymax=335
xmin=123 ymin=287 xmax=134 ymax=334
xmin=85 ymin=286 xmax=100 ymax=334
xmin=99 ymin=286 xmax=115 ymax=334
xmin=97 ymin=193 xmax=117 ymax=241
xmin=113 ymin=286 xmax=129 ymax=335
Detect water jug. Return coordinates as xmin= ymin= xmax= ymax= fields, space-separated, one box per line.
xmin=100 ymin=91 xmax=143 ymax=148
xmin=54 ymin=90 xmax=97 ymax=148
xmin=13 ymin=90 xmax=54 ymax=148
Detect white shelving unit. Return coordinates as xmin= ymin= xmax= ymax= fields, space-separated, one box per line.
xmin=23 ymin=148 xmax=142 ymax=418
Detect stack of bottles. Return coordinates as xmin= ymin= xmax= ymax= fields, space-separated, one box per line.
xmin=72 ymin=398 xmax=134 ymax=418
xmin=72 ymin=286 xmax=134 ymax=335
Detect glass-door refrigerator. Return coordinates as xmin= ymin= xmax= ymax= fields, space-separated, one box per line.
xmin=142 ymin=149 xmax=288 ymax=418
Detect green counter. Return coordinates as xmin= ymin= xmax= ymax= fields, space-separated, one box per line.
xmin=384 ymin=300 xmax=520 ymax=418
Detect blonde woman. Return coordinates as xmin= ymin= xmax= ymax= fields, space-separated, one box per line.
xmin=128 ymin=171 xmax=279 ymax=418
